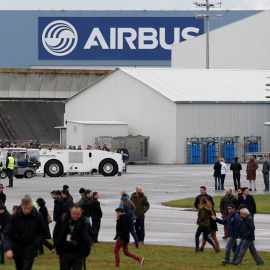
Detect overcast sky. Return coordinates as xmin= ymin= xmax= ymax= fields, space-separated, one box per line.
xmin=0 ymin=0 xmax=270 ymax=10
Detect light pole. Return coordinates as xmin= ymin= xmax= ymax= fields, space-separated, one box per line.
xmin=194 ymin=0 xmax=222 ymax=69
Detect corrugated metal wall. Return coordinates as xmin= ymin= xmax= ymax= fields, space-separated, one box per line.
xmin=0 ymin=71 xmax=104 ymax=99
xmin=176 ymin=103 xmax=270 ymax=163
xmin=65 ymin=70 xmax=177 ymax=164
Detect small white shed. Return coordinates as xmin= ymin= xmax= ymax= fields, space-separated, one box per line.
xmin=66 ymin=120 xmax=128 ymax=149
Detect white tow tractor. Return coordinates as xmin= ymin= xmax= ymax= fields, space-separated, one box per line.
xmin=36 ymin=149 xmax=123 ymax=177
xmin=0 ymin=148 xmax=41 ymax=179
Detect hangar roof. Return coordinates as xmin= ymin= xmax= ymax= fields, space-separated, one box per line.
xmin=67 ymin=120 xmax=128 ymax=125
xmin=121 ymin=68 xmax=270 ymax=103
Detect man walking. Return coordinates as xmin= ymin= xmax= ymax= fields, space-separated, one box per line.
xmin=0 ymin=205 xmax=11 ymax=264
xmin=212 ymin=204 xmax=241 ymax=264
xmin=130 ymin=186 xmax=150 ymax=245
xmin=53 ymin=190 xmax=64 ymax=222
xmin=6 ymin=152 xmax=14 ymax=188
xmin=194 ymin=186 xmax=214 ymax=209
xmin=53 ymin=203 xmax=93 ymax=270
xmin=230 ymin=157 xmax=242 ymax=191
xmin=262 ymin=157 xmax=270 ymax=192
xmin=246 ymin=156 xmax=258 ymax=191
xmin=4 ymin=197 xmax=46 ymax=270
xmin=220 ymin=189 xmax=238 ymax=239
xmin=79 ymin=189 xmax=92 ymax=218
xmin=238 ymin=187 xmax=256 ymax=219
xmin=61 ymin=190 xmax=73 ymax=214
xmin=0 ymin=184 xmax=6 ymax=204
xmin=232 ymin=208 xmax=263 ymax=265
xmin=89 ymin=192 xmax=102 ymax=243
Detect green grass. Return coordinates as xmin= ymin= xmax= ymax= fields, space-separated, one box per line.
xmin=163 ymin=194 xmax=270 ymax=214
xmin=2 ymin=242 xmax=270 ymax=269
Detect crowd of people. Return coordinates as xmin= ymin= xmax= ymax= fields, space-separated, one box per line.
xmin=194 ymin=186 xmax=264 ymax=265
xmin=0 ymin=184 xmax=149 ymax=269
xmin=213 ymin=155 xmax=270 ymax=192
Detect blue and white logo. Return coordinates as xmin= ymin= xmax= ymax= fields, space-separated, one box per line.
xmin=42 ymin=20 xmax=78 ymax=56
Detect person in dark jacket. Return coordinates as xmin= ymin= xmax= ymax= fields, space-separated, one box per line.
xmin=213 ymin=159 xmax=222 ymax=190
xmin=130 ymin=186 xmax=150 ymax=245
xmin=238 ymin=187 xmax=256 ymax=219
xmin=63 ymin=185 xmax=73 ymax=200
xmin=61 ymin=190 xmax=73 ymax=214
xmin=36 ymin=198 xmax=54 ymax=255
xmin=79 ymin=189 xmax=92 ymax=218
xmin=89 ymin=192 xmax=103 ymax=243
xmin=233 ymin=208 xmax=263 ymax=265
xmin=262 ymin=157 xmax=270 ymax=191
xmin=0 ymin=205 xmax=10 ymax=264
xmin=212 ymin=204 xmax=241 ymax=264
xmin=230 ymin=157 xmax=242 ymax=191
xmin=122 ymin=198 xmax=139 ymax=248
xmin=0 ymin=184 xmax=6 ymax=205
xmin=219 ymin=189 xmax=238 ymax=239
xmin=194 ymin=186 xmax=214 ymax=209
xmin=199 ymin=200 xmax=219 ymax=252
xmin=4 ymin=197 xmax=46 ymax=270
xmin=195 ymin=197 xmax=220 ymax=253
xmin=53 ymin=190 xmax=64 ymax=222
xmin=53 ymin=203 xmax=93 ymax=270
xmin=114 ymin=208 xmax=144 ymax=268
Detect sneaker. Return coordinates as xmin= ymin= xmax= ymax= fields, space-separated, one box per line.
xmin=222 ymin=236 xmax=228 ymax=239
xmin=222 ymin=260 xmax=230 ymax=264
xmin=139 ymin=258 xmax=144 ymax=267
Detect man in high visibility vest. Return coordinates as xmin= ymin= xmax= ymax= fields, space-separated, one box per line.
xmin=6 ymin=153 xmax=14 ymax=188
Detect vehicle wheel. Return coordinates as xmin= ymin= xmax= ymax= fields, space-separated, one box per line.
xmin=99 ymin=159 xmax=118 ymax=176
xmin=15 ymin=175 xmax=24 ymax=179
xmin=44 ymin=160 xmax=63 ymax=177
xmin=0 ymin=170 xmax=7 ymax=179
xmin=24 ymin=171 xmax=33 ymax=178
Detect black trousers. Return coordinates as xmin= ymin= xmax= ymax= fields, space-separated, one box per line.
xmin=135 ymin=218 xmax=145 ymax=242
xmin=233 ymin=173 xmax=241 ymax=190
xmin=7 ymin=169 xmax=13 ymax=187
xmin=91 ymin=218 xmax=101 ymax=243
xmin=38 ymin=239 xmax=54 ymax=254
xmin=59 ymin=252 xmax=83 ymax=270
xmin=14 ymin=256 xmax=34 ymax=270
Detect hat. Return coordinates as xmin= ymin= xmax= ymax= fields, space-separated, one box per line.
xmin=79 ymin=187 xmax=85 ymax=194
xmin=0 ymin=183 xmax=4 ymax=189
xmin=63 ymin=185 xmax=69 ymax=190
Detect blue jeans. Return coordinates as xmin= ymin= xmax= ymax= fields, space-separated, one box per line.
xmin=135 ymin=218 xmax=145 ymax=242
xmin=263 ymin=173 xmax=269 ymax=190
xmin=195 ymin=225 xmax=215 ymax=248
xmin=214 ymin=176 xmax=221 ymax=190
xmin=130 ymin=220 xmax=139 ymax=247
xmin=232 ymin=238 xmax=243 ymax=262
xmin=224 ymin=237 xmax=237 ymax=262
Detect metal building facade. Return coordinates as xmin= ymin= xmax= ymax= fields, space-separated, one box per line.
xmin=0 ymin=10 xmax=262 ymax=69
xmin=65 ymin=68 xmax=270 ymax=164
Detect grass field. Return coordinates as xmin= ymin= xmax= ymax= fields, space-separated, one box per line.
xmin=163 ymin=194 xmax=270 ymax=214
xmin=2 ymin=242 xmax=269 ymax=269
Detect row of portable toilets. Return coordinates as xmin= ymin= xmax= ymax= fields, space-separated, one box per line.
xmin=187 ymin=137 xmax=260 ymax=164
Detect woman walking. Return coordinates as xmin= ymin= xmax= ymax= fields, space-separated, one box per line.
xmin=213 ymin=159 xmax=222 ymax=190
xmin=122 ymin=198 xmax=139 ymax=248
xmin=195 ymin=197 xmax=220 ymax=253
xmin=119 ymin=189 xmax=130 ymax=208
xmin=199 ymin=200 xmax=220 ymax=251
xmin=220 ymin=158 xmax=227 ymax=190
xmin=36 ymin=198 xmax=55 ymax=254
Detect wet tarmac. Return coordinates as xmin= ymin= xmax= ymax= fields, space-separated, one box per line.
xmin=2 ymin=164 xmax=270 ymax=251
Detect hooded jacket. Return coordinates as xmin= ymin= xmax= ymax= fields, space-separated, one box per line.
xmin=197 ymin=206 xmax=212 ymax=227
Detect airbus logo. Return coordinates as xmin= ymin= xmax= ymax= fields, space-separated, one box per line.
xmin=42 ymin=20 xmax=78 ymax=56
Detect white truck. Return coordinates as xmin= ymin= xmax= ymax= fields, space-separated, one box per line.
xmin=36 ymin=149 xmax=123 ymax=177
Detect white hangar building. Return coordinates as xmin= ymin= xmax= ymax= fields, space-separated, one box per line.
xmin=171 ymin=9 xmax=270 ymax=70
xmin=64 ymin=68 xmax=270 ymax=164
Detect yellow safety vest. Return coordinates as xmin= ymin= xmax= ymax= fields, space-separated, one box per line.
xmin=7 ymin=156 xmax=15 ymax=170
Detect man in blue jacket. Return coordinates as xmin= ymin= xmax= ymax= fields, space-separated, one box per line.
xmin=233 ymin=208 xmax=263 ymax=265
xmin=212 ymin=204 xmax=241 ymax=264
